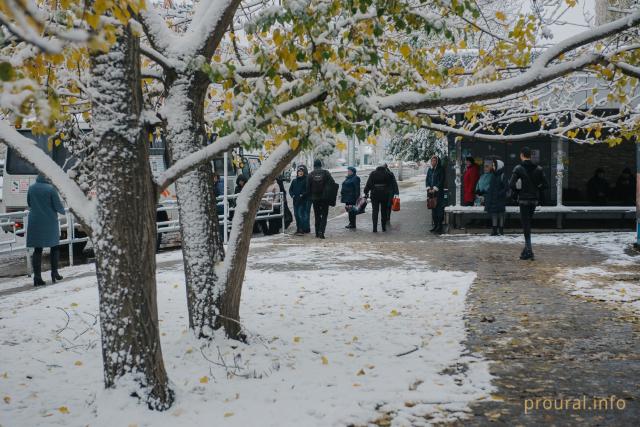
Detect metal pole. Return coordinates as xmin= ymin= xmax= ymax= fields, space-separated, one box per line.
xmin=455 ymin=138 xmax=462 ymax=207
xmin=24 ymin=211 xmax=31 ymax=277
xmin=556 ymin=137 xmax=564 ymax=207
xmin=69 ymin=212 xmax=75 ymax=266
xmin=223 ymin=150 xmax=229 ymax=245
xmin=636 ymin=141 xmax=639 ymax=247
xmin=281 ymin=192 xmax=285 ymax=234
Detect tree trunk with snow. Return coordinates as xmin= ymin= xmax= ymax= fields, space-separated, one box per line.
xmin=163 ymin=75 xmax=225 ymax=339
xmin=91 ymin=26 xmax=173 ymax=410
xmin=216 ymin=143 xmax=299 ymax=339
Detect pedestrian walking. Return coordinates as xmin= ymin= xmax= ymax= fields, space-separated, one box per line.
xmin=426 ymin=155 xmax=446 ymax=233
xmin=384 ymin=164 xmax=399 ymax=225
xmin=485 ymin=159 xmax=508 ymax=235
xmin=463 ymin=156 xmax=480 ymax=206
xmin=509 ymin=146 xmax=548 ymax=260
xmin=307 ymin=159 xmax=335 ymax=239
xmin=26 ymin=174 xmax=66 ymax=287
xmin=364 ymin=163 xmax=394 ymax=232
xmin=289 ymin=165 xmax=311 ymax=235
xmin=341 ymin=166 xmax=361 ymax=229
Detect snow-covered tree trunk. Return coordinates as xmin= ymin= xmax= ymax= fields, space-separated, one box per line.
xmin=216 ymin=143 xmax=299 ymax=339
xmin=163 ymin=75 xmax=224 ymax=339
xmin=91 ymin=25 xmax=173 ymax=410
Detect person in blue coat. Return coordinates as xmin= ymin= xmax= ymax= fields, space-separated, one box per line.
xmin=26 ymin=174 xmax=65 ymax=286
xmin=484 ymin=159 xmax=508 ymax=236
xmin=289 ymin=165 xmax=311 ymax=235
xmin=340 ymin=166 xmax=361 ymax=229
xmin=426 ymin=155 xmax=446 ymax=233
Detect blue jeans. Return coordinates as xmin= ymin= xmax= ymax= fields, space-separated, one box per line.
xmin=294 ymin=200 xmax=311 ymax=233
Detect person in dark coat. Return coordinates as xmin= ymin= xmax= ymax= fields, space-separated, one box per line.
xmin=484 ymin=159 xmax=507 ymax=236
xmin=463 ymin=157 xmax=480 ymax=206
xmin=26 ymin=174 xmax=66 ymax=287
xmin=340 ymin=166 xmax=361 ymax=229
xmin=509 ymin=146 xmax=548 ymax=261
xmin=289 ymin=165 xmax=311 ymax=235
xmin=364 ymin=164 xmax=394 ymax=232
xmin=307 ymin=159 xmax=335 ymax=239
xmin=234 ymin=174 xmax=247 ymax=195
xmin=426 ymin=155 xmax=446 ymax=233
xmin=384 ymin=164 xmax=399 ymax=226
xmin=587 ymin=168 xmax=609 ymax=206
xmin=615 ymin=167 xmax=636 ymax=206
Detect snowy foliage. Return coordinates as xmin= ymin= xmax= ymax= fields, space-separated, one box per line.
xmin=387 ymin=128 xmax=447 ymax=163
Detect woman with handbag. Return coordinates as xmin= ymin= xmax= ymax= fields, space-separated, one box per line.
xmin=340 ymin=166 xmax=361 ymax=229
xmin=426 ymin=155 xmax=445 ymax=233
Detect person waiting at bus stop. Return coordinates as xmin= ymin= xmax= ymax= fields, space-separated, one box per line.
xmin=426 ymin=155 xmax=446 ymax=234
xmin=26 ymin=174 xmax=66 ymax=287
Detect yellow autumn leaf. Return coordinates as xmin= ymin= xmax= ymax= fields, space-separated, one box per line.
xmin=74 ymin=360 xmax=82 ymax=366
xmin=224 ymin=412 xmax=234 ymax=417
xmin=199 ymin=376 xmax=209 ymax=384
xmin=452 ymin=290 xmax=459 ymax=296
xmin=495 ymin=11 xmax=506 ymax=21
xmin=400 ymin=44 xmax=411 ymax=59
xmin=356 ymin=369 xmax=366 ymax=376
xmin=58 ymin=406 xmax=70 ymax=414
xmin=363 ymin=303 xmax=371 ymax=310
xmin=390 ymin=309 xmax=399 ymax=317
xmin=70 ymin=302 xmax=78 ymax=307
xmin=290 ymin=138 xmax=300 ymax=150
xmin=321 ymin=356 xmax=328 ymax=365
xmin=366 ymin=135 xmax=377 ymax=146
xmin=3 ymin=396 xmax=10 ymax=404
xmin=293 ymin=336 xmax=301 ymax=343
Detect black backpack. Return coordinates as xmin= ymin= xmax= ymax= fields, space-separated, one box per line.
xmin=310 ymin=171 xmax=326 ymax=196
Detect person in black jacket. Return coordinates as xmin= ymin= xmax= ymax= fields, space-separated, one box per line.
xmin=426 ymin=155 xmax=446 ymax=233
xmin=485 ymin=159 xmax=508 ymax=236
xmin=364 ymin=164 xmax=394 ymax=232
xmin=509 ymin=146 xmax=548 ymax=260
xmin=307 ymin=159 xmax=335 ymax=239
xmin=289 ymin=165 xmax=311 ymax=235
xmin=384 ymin=164 xmax=399 ymax=226
xmin=587 ymin=168 xmax=609 ymax=206
xmin=341 ymin=166 xmax=361 ymax=229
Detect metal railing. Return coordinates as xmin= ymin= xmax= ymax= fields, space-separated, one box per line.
xmin=0 ymin=192 xmax=286 ymax=271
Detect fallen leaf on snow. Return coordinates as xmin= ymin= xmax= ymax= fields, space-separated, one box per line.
xmin=321 ymin=356 xmax=328 ymax=365
xmin=58 ymin=406 xmax=70 ymax=414
xmin=356 ymin=369 xmax=366 ymax=376
xmin=390 ymin=309 xmax=400 ymax=317
xmin=224 ymin=412 xmax=234 ymax=418
xmin=293 ymin=336 xmax=301 ymax=343
xmin=199 ymin=376 xmax=209 ymax=384
xmin=74 ymin=361 xmax=82 ymax=366
xmin=3 ymin=396 xmax=10 ymax=404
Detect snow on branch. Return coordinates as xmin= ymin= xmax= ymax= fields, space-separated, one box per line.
xmin=0 ymin=121 xmax=96 ymax=228
xmin=375 ymin=53 xmax=606 ymax=111
xmin=156 ymin=86 xmax=327 ymax=191
xmin=537 ymin=9 xmax=640 ymax=67
xmin=612 ymin=61 xmax=640 ymax=79
xmin=373 ymin=9 xmax=640 ymax=112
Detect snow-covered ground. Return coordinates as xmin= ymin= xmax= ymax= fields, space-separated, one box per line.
xmin=0 ymin=245 xmax=493 ymax=426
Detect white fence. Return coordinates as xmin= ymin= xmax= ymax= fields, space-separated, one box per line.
xmin=0 ymin=192 xmax=285 ymax=272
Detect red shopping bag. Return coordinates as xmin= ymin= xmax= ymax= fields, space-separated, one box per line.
xmin=391 ymin=196 xmax=400 ymax=211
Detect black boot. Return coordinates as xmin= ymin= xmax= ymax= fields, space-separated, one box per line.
xmin=498 ymin=227 xmax=504 ymax=235
xmin=32 ymin=248 xmax=45 ymax=287
xmin=429 ymin=224 xmax=437 ymax=232
xmin=50 ymin=247 xmax=62 ymax=283
xmin=520 ymin=248 xmax=534 ymax=260
xmin=52 ymin=272 xmax=63 ymax=283
xmin=491 ymin=227 xmax=498 ymax=236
